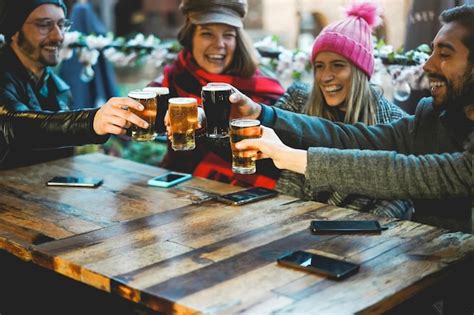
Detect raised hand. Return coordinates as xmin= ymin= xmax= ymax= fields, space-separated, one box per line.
xmin=228 ymin=87 xmax=262 ymax=120
xmin=235 ymin=126 xmax=307 ymax=174
xmin=164 ymin=106 xmax=205 ymax=140
xmin=93 ymin=97 xmax=148 ymax=136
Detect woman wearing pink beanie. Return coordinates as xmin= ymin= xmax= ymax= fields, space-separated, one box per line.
xmin=274 ymin=2 xmax=414 ymax=219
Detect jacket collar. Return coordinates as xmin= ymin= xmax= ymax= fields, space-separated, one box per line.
xmin=2 ymin=45 xmax=70 ymax=94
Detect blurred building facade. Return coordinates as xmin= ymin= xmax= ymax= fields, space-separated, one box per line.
xmin=84 ymin=0 xmax=412 ymax=51
xmin=256 ymin=0 xmax=411 ymax=50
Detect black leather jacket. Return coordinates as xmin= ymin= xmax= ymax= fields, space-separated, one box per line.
xmin=0 ymin=45 xmax=99 ymax=168
xmin=0 ymin=107 xmax=109 ymax=169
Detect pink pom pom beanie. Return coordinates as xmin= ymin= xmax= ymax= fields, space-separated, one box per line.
xmin=311 ymin=2 xmax=382 ymax=78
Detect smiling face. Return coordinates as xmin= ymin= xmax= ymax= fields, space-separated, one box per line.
xmin=11 ymin=4 xmax=65 ymax=74
xmin=314 ymin=52 xmax=352 ymax=109
xmin=423 ymin=22 xmax=474 ymax=107
xmin=192 ymin=23 xmax=237 ymax=74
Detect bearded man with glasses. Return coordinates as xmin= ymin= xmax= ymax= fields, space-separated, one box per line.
xmin=0 ymin=0 xmax=149 ymax=169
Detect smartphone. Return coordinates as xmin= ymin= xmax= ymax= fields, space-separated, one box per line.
xmin=310 ymin=220 xmax=386 ymax=234
xmin=277 ymin=250 xmax=360 ymax=280
xmin=147 ymin=171 xmax=192 ymax=188
xmin=46 ymin=176 xmax=103 ymax=188
xmin=217 ymin=187 xmax=278 ymax=206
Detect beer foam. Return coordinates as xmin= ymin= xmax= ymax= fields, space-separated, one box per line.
xmin=202 ymin=84 xmax=231 ymax=91
xmin=143 ymin=87 xmax=170 ymax=95
xmin=169 ymin=97 xmax=197 ymax=105
xmin=128 ymin=90 xmax=156 ymax=99
xmin=230 ymin=119 xmax=260 ymax=127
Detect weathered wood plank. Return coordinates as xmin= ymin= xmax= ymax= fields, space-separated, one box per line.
xmin=32 ymin=202 xmax=413 ymax=313
xmin=1 ymin=153 xmax=268 ymax=260
xmin=3 ymin=154 xmax=473 ymax=314
xmin=35 ymin=212 xmax=474 ymax=315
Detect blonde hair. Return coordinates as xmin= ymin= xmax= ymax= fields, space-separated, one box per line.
xmin=304 ymin=64 xmax=378 ymax=125
xmin=177 ymin=20 xmax=258 ymax=78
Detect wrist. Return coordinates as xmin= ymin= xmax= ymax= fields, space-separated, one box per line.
xmin=285 ymin=149 xmax=307 ymax=174
xmin=252 ymin=103 xmax=262 ymax=120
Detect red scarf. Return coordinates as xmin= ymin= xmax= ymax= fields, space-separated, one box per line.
xmin=153 ymin=51 xmax=285 ymax=189
xmin=159 ymin=51 xmax=284 ymax=105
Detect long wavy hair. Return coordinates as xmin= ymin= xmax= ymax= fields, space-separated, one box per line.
xmin=304 ymin=64 xmax=378 ymax=125
xmin=177 ymin=20 xmax=258 ymax=78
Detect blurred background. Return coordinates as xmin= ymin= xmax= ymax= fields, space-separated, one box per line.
xmin=53 ymin=0 xmax=470 ymax=163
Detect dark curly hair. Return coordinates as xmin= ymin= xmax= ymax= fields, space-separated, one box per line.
xmin=440 ymin=5 xmax=474 ymax=64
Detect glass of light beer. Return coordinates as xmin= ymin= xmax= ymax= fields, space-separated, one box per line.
xmin=229 ymin=119 xmax=262 ymax=174
xmin=127 ymin=90 xmax=157 ymax=141
xmin=201 ymin=83 xmax=232 ymax=138
xmin=142 ymin=87 xmax=170 ymax=136
xmin=168 ymin=97 xmax=198 ymax=151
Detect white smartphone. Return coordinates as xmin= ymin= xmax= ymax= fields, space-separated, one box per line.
xmin=147 ymin=172 xmax=192 ymax=188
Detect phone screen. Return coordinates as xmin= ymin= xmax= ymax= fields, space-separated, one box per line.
xmin=277 ymin=250 xmax=359 ymax=280
xmin=218 ymin=187 xmax=278 ymax=205
xmin=46 ymin=176 xmax=103 ymax=188
xmin=155 ymin=173 xmax=188 ymax=182
xmin=147 ymin=172 xmax=192 ymax=188
xmin=310 ymin=220 xmax=384 ymax=233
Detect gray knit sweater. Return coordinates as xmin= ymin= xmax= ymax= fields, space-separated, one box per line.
xmin=306 ymin=145 xmax=472 ymax=199
xmin=258 ymin=83 xmax=473 ymax=231
xmin=273 ymin=82 xmax=414 ymax=219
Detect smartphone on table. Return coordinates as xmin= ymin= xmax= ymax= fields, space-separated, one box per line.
xmin=277 ymin=250 xmax=360 ymax=280
xmin=147 ymin=171 xmax=192 ymax=188
xmin=310 ymin=220 xmax=386 ymax=234
xmin=46 ymin=176 xmax=103 ymax=188
xmin=217 ymin=187 xmax=278 ymax=206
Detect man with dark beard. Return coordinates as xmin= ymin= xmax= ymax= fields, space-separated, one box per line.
xmin=0 ymin=0 xmax=148 ymax=168
xmin=229 ymin=5 xmax=474 ymax=232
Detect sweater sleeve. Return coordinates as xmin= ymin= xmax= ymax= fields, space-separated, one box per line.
xmin=305 ymin=147 xmax=472 ymax=199
xmin=260 ymin=103 xmax=417 ymax=153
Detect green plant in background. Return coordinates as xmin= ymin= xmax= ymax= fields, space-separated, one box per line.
xmin=100 ymin=136 xmax=167 ymax=165
xmin=75 ymin=136 xmax=167 ymax=166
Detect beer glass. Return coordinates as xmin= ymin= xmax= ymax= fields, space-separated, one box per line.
xmin=202 ymin=83 xmax=232 ymax=138
xmin=127 ymin=90 xmax=157 ymax=141
xmin=229 ymin=119 xmax=262 ymax=174
xmin=142 ymin=87 xmax=170 ymax=136
xmin=168 ymin=97 xmax=198 ymax=151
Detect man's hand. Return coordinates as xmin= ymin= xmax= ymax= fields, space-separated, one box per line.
xmin=235 ymin=126 xmax=307 ymax=174
xmin=93 ymin=97 xmax=148 ymax=136
xmin=228 ymin=88 xmax=262 ymax=120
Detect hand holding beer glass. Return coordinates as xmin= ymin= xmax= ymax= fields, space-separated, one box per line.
xmin=229 ymin=119 xmax=262 ymax=174
xmin=127 ymin=90 xmax=158 ymax=141
xmin=168 ymin=97 xmax=198 ymax=151
xmin=142 ymin=87 xmax=170 ymax=136
xmin=201 ymin=83 xmax=232 ymax=138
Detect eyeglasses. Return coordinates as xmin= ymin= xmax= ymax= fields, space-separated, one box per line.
xmin=25 ymin=19 xmax=72 ymax=35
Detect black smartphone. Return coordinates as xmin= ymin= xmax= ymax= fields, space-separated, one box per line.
xmin=277 ymin=250 xmax=360 ymax=280
xmin=147 ymin=172 xmax=192 ymax=188
xmin=310 ymin=220 xmax=386 ymax=234
xmin=217 ymin=187 xmax=278 ymax=205
xmin=46 ymin=176 xmax=103 ymax=188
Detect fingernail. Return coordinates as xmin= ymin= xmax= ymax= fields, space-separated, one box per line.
xmin=139 ymin=105 xmax=144 ymax=110
xmin=229 ymin=93 xmax=238 ymax=102
xmin=143 ymin=122 xmax=149 ymax=128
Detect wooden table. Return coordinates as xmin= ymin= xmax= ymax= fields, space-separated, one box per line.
xmin=1 ymin=153 xmax=473 ymax=314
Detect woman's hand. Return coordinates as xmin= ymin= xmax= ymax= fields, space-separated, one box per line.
xmin=93 ymin=97 xmax=148 ymax=136
xmin=165 ymin=106 xmax=205 ymax=140
xmin=235 ymin=126 xmax=308 ymax=174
